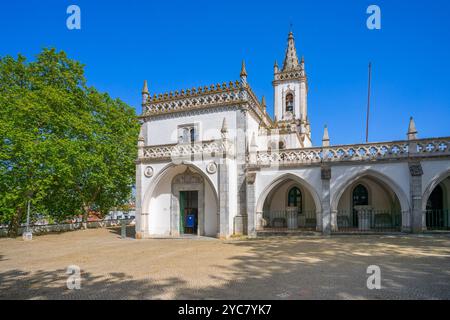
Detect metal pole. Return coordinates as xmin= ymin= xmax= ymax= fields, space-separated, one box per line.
xmin=26 ymin=200 xmax=31 ymax=233
xmin=366 ymin=62 xmax=372 ymax=143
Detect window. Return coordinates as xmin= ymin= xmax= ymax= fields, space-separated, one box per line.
xmin=352 ymin=184 xmax=369 ymax=227
xmin=190 ymin=128 xmax=195 ymax=143
xmin=352 ymin=184 xmax=369 ymax=206
xmin=288 ymin=187 xmax=302 ymax=210
xmin=286 ymin=93 xmax=294 ymax=113
xmin=178 ymin=124 xmax=198 ymax=144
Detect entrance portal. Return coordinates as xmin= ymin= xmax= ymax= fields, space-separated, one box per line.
xmin=180 ymin=191 xmax=199 ymax=234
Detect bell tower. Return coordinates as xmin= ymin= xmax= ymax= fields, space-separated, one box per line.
xmin=273 ymin=31 xmax=311 ymax=147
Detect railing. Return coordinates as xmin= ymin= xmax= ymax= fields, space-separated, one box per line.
xmin=142 ymin=140 xmax=229 ymax=160
xmin=334 ymin=209 xmax=402 ymax=233
xmin=426 ymin=209 xmax=450 ymax=230
xmin=0 ymin=218 xmax=134 ymax=238
xmin=261 ymin=210 xmax=317 ymax=231
xmin=256 ymin=137 xmax=450 ymax=165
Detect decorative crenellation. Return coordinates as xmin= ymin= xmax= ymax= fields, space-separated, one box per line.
xmin=141 ymin=80 xmax=272 ymax=127
xmin=256 ymin=138 xmax=450 ymax=166
xmin=147 ymin=81 xmax=241 ymax=104
xmin=142 ymin=81 xmax=242 ymax=116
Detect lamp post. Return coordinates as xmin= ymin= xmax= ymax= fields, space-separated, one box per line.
xmin=23 ymin=200 xmax=33 ymax=241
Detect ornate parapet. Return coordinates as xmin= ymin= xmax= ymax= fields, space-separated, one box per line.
xmin=140 ymin=80 xmax=272 ymax=127
xmin=142 ymin=81 xmax=242 ymax=117
xmin=256 ymin=137 xmax=450 ymax=166
xmin=273 ymin=69 xmax=306 ymax=84
xmin=137 ymin=140 xmax=233 ymax=163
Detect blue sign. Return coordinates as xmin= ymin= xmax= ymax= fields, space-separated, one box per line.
xmin=186 ymin=215 xmax=195 ymax=228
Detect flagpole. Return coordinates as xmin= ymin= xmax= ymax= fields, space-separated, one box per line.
xmin=365 ymin=62 xmax=372 ymax=143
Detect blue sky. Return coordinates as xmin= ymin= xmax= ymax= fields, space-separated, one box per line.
xmin=1 ymin=0 xmax=449 ymax=145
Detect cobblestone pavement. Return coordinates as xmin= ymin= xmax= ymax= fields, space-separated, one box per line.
xmin=1 ymin=228 xmax=450 ymax=300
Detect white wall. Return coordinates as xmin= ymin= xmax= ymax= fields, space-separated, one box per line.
xmin=143 ymin=109 xmax=238 ymax=146
xmin=204 ymin=182 xmax=219 ymax=236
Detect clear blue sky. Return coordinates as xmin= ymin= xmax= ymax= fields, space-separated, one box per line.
xmin=1 ymin=0 xmax=449 ymax=145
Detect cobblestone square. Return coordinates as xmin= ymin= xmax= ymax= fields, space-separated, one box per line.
xmin=1 ymin=228 xmax=450 ymax=300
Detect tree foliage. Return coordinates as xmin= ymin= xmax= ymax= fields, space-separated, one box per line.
xmin=0 ymin=49 xmax=139 ymax=236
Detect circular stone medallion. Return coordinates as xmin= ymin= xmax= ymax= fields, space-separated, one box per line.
xmin=206 ymin=162 xmax=217 ymax=174
xmin=144 ymin=166 xmax=154 ymax=178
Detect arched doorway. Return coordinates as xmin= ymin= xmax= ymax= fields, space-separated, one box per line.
xmin=426 ymin=181 xmax=449 ymax=230
xmin=144 ymin=164 xmax=219 ymax=237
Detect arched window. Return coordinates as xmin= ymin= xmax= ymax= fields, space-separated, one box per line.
xmin=285 ymin=93 xmax=294 ymax=113
xmin=279 ymin=141 xmax=286 ymax=150
xmin=352 ymin=184 xmax=369 ymax=206
xmin=352 ymin=184 xmax=369 ymax=227
xmin=288 ymin=187 xmax=302 ymax=210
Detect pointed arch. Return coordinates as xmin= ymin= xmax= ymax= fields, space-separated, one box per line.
xmin=256 ymin=173 xmax=322 ymax=214
xmin=422 ymin=169 xmax=450 ymax=211
xmin=331 ymin=169 xmax=410 ymax=213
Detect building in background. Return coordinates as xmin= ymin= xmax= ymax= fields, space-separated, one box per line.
xmin=135 ymin=31 xmax=450 ymax=238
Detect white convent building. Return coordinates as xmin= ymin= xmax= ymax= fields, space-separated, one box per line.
xmin=135 ymin=31 xmax=450 ymax=238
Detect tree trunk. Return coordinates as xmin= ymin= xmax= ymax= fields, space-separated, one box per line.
xmin=8 ymin=207 xmax=24 ymax=238
xmin=81 ymin=204 xmax=90 ymax=229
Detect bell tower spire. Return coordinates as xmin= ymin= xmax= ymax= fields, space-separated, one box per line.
xmin=273 ymin=30 xmax=311 ymax=148
xmin=282 ymin=31 xmax=301 ymax=72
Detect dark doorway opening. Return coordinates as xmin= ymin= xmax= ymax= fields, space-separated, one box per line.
xmin=426 ymin=185 xmax=448 ymax=230
xmin=180 ymin=191 xmax=198 ymax=234
xmin=352 ymin=184 xmax=369 ymax=227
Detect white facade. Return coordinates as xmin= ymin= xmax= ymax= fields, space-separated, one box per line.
xmin=135 ymin=32 xmax=450 ymax=239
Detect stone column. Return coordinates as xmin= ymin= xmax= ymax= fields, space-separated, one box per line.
xmin=409 ymin=161 xmax=424 ymax=233
xmin=135 ymin=162 xmax=145 ymax=239
xmin=321 ymin=165 xmax=332 ymax=235
xmin=246 ymin=172 xmax=257 ymax=238
xmin=219 ymin=158 xmax=229 ymax=238
xmin=135 ymin=137 xmax=146 ymax=239
xmin=234 ymin=107 xmax=248 ymax=235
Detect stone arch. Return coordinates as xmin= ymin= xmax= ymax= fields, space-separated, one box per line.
xmin=256 ymin=173 xmax=322 ymax=230
xmin=141 ymin=162 xmax=219 ymax=237
xmin=331 ymin=169 xmax=410 ymax=214
xmin=142 ymin=162 xmax=218 ymax=214
xmin=422 ymin=169 xmax=450 ymax=211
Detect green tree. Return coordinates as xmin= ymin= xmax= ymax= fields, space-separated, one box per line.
xmin=0 ymin=49 xmax=139 ymax=236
